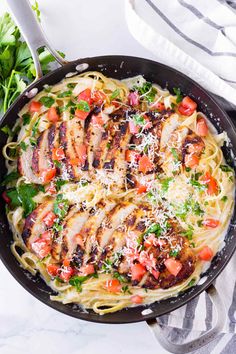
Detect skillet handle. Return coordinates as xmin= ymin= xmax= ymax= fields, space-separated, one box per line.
xmin=6 ymin=0 xmax=68 ymax=79
xmin=146 ymin=284 xmax=226 ymax=354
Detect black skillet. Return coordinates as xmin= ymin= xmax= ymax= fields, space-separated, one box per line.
xmin=1 ymin=1 xmax=236 ymax=353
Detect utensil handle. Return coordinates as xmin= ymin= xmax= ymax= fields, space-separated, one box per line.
xmin=6 ymin=0 xmax=68 ymax=79
xmin=146 ymin=284 xmax=225 ymax=354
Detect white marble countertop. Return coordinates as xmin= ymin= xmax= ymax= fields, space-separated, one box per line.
xmin=0 ymin=0 xmax=170 ymax=353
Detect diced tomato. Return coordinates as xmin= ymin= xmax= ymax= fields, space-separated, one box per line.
xmin=79 ymin=264 xmax=95 ymax=276
xmin=75 ymin=143 xmax=87 ymax=166
xmin=138 ymin=155 xmax=154 ymax=174
xmin=46 ymin=183 xmax=56 ymax=195
xmin=201 ymin=172 xmax=218 ymax=195
xmin=92 ymin=90 xmax=106 ymax=105
xmin=128 ymin=92 xmax=139 ymax=106
xmin=2 ymin=191 xmax=11 ymax=204
xmin=91 ymin=114 xmax=104 ymax=126
xmin=47 ymin=107 xmax=60 ymax=122
xmin=129 ymin=120 xmax=139 ymax=134
xmin=31 ymin=235 xmax=51 ymax=259
xmin=198 ymin=246 xmax=214 ymax=261
xmin=104 ymin=279 xmax=121 ymax=293
xmin=60 ymin=266 xmax=74 ymax=282
xmin=153 ymin=101 xmax=165 ymax=111
xmin=203 ymin=218 xmax=220 ymax=228
xmin=136 ymin=183 xmax=147 ymax=194
xmin=52 ymin=147 xmax=65 ymax=161
xmin=63 ymin=258 xmax=70 ymax=267
xmin=131 ymin=263 xmax=146 ymax=282
xmin=41 ymin=230 xmax=52 ymax=241
xmin=47 ymin=264 xmax=59 ymax=277
xmin=197 ymin=117 xmax=208 ymax=137
xmin=144 ymin=234 xmax=155 ymax=248
xmin=29 ymin=101 xmax=41 ymax=113
xmin=125 ymin=150 xmax=140 ymax=163
xmin=43 ymin=211 xmax=56 ymax=227
xmin=131 ymin=295 xmax=143 ymax=304
xmin=75 ymin=109 xmax=89 ymax=120
xmin=151 ymin=269 xmax=160 ymax=280
xmin=178 ymin=96 xmax=197 ymax=116
xmin=77 ymin=88 xmax=92 ymax=105
xmin=41 ymin=167 xmax=56 ymax=184
xmin=185 ymin=154 xmax=199 ymax=168
xmin=164 ymin=258 xmax=182 ymax=276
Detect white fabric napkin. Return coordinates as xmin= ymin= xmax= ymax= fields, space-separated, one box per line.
xmin=125 ymin=0 xmax=236 ymax=348
xmin=125 ymin=0 xmax=236 ymax=106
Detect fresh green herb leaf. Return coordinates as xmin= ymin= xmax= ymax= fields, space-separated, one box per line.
xmin=173 ymin=87 xmax=183 ymax=103
xmin=132 ymin=114 xmax=145 ymax=126
xmin=101 ymin=259 xmax=113 ymax=273
xmin=77 ymin=100 xmax=90 ymax=112
xmin=171 ymin=102 xmax=176 ymax=110
xmin=185 ymin=167 xmax=191 ymax=172
xmin=110 ymin=89 xmax=120 ymax=100
xmin=197 ymin=220 xmax=203 ymax=227
xmin=145 ymin=223 xmax=163 ymax=237
xmin=134 ymin=82 xmax=157 ymax=103
xmin=121 ymin=285 xmax=132 ymax=294
xmin=1 ymin=125 xmax=13 ymax=136
xmin=6 ymin=183 xmax=39 ymax=216
xmin=220 ymin=164 xmax=234 ymax=173
xmin=32 ymin=118 xmax=40 ymax=137
xmin=39 ymin=96 xmax=55 ymax=108
xmin=55 ymin=179 xmax=66 ymax=191
xmin=106 ymin=142 xmax=111 ymax=149
xmin=169 ymin=249 xmax=179 ymax=257
xmin=190 ymin=177 xmax=207 ymax=191
xmin=181 ymin=225 xmax=194 ymax=240
xmin=32 ymin=1 xmax=41 ymax=22
xmin=57 ymin=90 xmax=72 ymax=98
xmin=53 ymin=194 xmax=69 ymax=219
xmin=67 ymin=83 xmax=76 ymax=89
xmin=29 ymin=138 xmax=37 ymax=146
xmin=22 ymin=113 xmax=30 ymax=125
xmin=53 ymin=160 xmax=62 ymax=168
xmin=1 ymin=171 xmax=19 ymax=186
xmin=221 ymin=196 xmax=228 ymax=202
xmin=170 ymin=148 xmax=179 ymax=162
xmin=69 ymin=275 xmax=90 ymax=292
xmin=19 ymin=141 xmax=28 ymax=151
xmin=113 ymin=272 xmax=127 ymax=283
xmin=187 ymin=278 xmax=196 ymax=287
xmin=161 ymin=177 xmax=173 ymax=192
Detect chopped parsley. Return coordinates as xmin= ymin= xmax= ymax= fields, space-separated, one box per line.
xmin=181 ymin=225 xmax=194 ymax=240
xmin=39 ymin=96 xmax=55 ymax=108
xmin=175 ymin=198 xmax=204 ymax=221
xmin=145 ymin=223 xmax=163 ymax=237
xmin=110 ymin=89 xmax=120 ymax=100
xmin=190 ymin=177 xmax=207 ymax=191
xmin=69 ymin=274 xmax=94 ymax=292
xmin=32 ymin=118 xmax=40 ymax=137
xmin=101 ymin=259 xmax=113 ymax=273
xmin=170 ymin=148 xmax=179 ymax=162
xmin=185 ymin=167 xmax=191 ymax=172
xmin=29 ymin=138 xmax=37 ymax=146
xmin=53 ymin=160 xmax=62 ymax=168
xmin=220 ymin=164 xmax=234 ymax=173
xmin=57 ymin=90 xmax=72 ymax=98
xmin=67 ymin=83 xmax=76 ymax=89
xmin=121 ymin=285 xmax=132 ymax=294
xmin=221 ymin=196 xmax=228 ymax=202
xmin=19 ymin=141 xmax=28 ymax=151
xmin=169 ymin=249 xmax=179 ymax=257
xmin=113 ymin=272 xmax=127 ymax=283
xmin=1 ymin=125 xmax=13 ymax=136
xmin=133 ymin=82 xmax=157 ymax=103
xmin=161 ymin=177 xmax=173 ymax=192
xmin=22 ymin=113 xmax=30 ymax=125
xmin=6 ymin=183 xmax=39 ymax=216
xmin=55 ymin=179 xmax=67 ymax=191
xmin=53 ymin=194 xmax=69 ymax=219
xmin=187 ymin=278 xmax=196 ymax=287
xmin=77 ymin=100 xmax=90 ymax=112
xmin=1 ymin=171 xmax=20 ymax=186
xmin=173 ymin=87 xmax=183 ymax=103
xmin=132 ymin=114 xmax=145 ymax=126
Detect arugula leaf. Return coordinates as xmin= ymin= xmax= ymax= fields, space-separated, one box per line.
xmin=220 ymin=164 xmax=234 ymax=173
xmin=1 ymin=171 xmax=19 ymax=186
xmin=39 ymin=96 xmax=55 ymax=108
xmin=173 ymin=87 xmax=183 ymax=103
xmin=77 ymin=100 xmax=90 ymax=112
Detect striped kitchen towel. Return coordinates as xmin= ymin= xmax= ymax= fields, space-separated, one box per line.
xmin=125 ymin=0 xmax=236 ymax=107
xmin=125 ymin=0 xmax=236 ymax=352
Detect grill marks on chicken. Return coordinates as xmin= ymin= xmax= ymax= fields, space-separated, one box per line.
xmin=23 ymin=199 xmax=196 ymax=290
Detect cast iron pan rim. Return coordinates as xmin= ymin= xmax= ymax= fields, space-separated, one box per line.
xmin=0 ymin=55 xmax=235 ymax=324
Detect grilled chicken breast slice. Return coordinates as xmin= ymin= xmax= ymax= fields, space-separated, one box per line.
xmin=18 ymin=144 xmax=43 ymax=184
xmin=22 ymin=200 xmax=54 ymax=248
xmin=32 ymin=129 xmax=51 ymax=175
